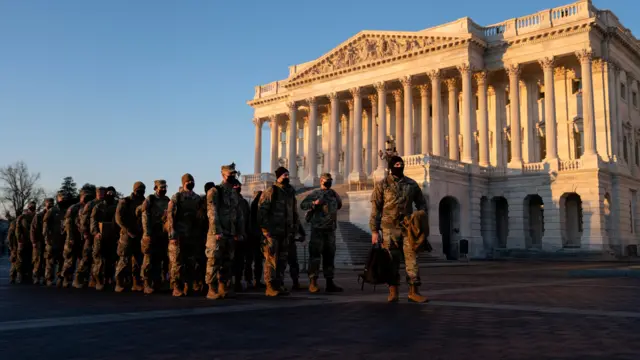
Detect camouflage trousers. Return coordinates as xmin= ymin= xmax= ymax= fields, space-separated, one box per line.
xmin=92 ymin=235 xmax=117 ymax=287
xmin=167 ymin=236 xmax=200 ymax=290
xmin=288 ymin=240 xmax=299 ymax=281
xmin=44 ymin=243 xmax=64 ymax=283
xmin=16 ymin=243 xmax=33 ymax=281
xmin=382 ymin=228 xmax=421 ymax=286
xmin=140 ymin=232 xmax=168 ymax=287
xmin=32 ymin=242 xmax=45 ymax=281
xmin=308 ymin=229 xmax=336 ymax=280
xmin=9 ymin=249 xmax=17 ymax=282
xmin=205 ymin=235 xmax=235 ymax=289
xmin=262 ymin=235 xmax=290 ymax=287
xmin=75 ymin=237 xmax=93 ymax=285
xmin=61 ymin=233 xmax=83 ymax=282
xmin=233 ymin=238 xmax=262 ymax=283
xmin=115 ymin=233 xmax=143 ymax=286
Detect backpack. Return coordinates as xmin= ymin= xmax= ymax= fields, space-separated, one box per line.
xmin=357 ymin=243 xmax=393 ymax=291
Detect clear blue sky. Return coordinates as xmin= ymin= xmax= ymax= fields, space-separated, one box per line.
xmin=0 ymin=0 xmax=636 ymax=195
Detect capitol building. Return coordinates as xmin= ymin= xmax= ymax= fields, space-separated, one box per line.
xmin=243 ymin=0 xmax=640 ymax=260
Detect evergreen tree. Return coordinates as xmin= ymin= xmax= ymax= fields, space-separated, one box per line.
xmin=59 ymin=176 xmax=79 ymax=204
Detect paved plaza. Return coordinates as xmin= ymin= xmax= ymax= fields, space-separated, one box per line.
xmin=1 ymin=257 xmax=639 ymax=359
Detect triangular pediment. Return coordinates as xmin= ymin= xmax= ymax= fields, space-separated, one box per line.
xmin=287 ymin=31 xmax=466 ymax=85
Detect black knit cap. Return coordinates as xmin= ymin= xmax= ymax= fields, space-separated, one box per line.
xmin=388 ymin=155 xmax=404 ymax=169
xmin=275 ymin=166 xmax=289 ymax=179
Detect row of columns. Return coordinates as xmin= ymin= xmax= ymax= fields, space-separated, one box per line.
xmin=252 ymin=50 xmax=599 ymax=182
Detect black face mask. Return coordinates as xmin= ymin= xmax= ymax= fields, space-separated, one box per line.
xmin=281 ymin=178 xmax=290 ymax=186
xmin=185 ymin=182 xmax=195 ymax=191
xmin=28 ymin=206 xmax=36 ymax=213
xmin=235 ymin=187 xmax=241 ymax=194
xmin=390 ymin=165 xmax=405 ymax=178
xmin=324 ymin=180 xmax=332 ymax=189
xmin=158 ymin=189 xmax=167 ymax=197
xmin=135 ymin=190 xmax=145 ymax=198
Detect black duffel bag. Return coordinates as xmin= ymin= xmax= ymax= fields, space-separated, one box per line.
xmin=357 ymin=243 xmax=393 ymax=291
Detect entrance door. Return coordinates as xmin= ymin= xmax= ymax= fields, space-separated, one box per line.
xmin=439 ymin=197 xmax=460 ymax=260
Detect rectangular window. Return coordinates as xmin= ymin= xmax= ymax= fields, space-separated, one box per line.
xmin=574 ymin=131 xmax=583 ymax=159
xmin=475 ymin=95 xmax=479 ymax=110
xmin=429 ymin=105 xmax=432 ymax=117
xmin=631 ymin=190 xmax=637 ymax=234
xmin=633 ymin=91 xmax=638 ymax=108
xmin=539 ymin=91 xmax=545 ymax=100
xmin=317 ymin=124 xmax=322 ymax=137
xmin=624 ymin=135 xmax=629 ymax=162
xmin=298 ymin=129 xmax=303 ymax=139
xmin=635 ymin=142 xmax=639 ymax=167
xmin=621 ymin=83 xmax=627 ymax=100
xmin=572 ymin=79 xmax=582 ymax=94
xmin=280 ymin=131 xmax=286 ymax=142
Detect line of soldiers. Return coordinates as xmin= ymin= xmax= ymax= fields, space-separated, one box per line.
xmin=6 ymin=163 xmax=349 ymax=299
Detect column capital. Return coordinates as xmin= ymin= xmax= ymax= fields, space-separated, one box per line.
xmin=252 ymin=118 xmax=263 ymax=127
xmin=505 ymin=63 xmax=521 ymax=78
xmin=392 ymin=89 xmax=403 ymax=101
xmin=473 ymin=71 xmax=488 ymax=86
xmin=576 ymin=49 xmax=594 ymax=63
xmin=400 ymin=75 xmax=413 ymax=88
xmin=553 ymin=66 xmax=566 ymax=80
xmin=417 ymin=84 xmax=429 ymax=97
xmin=286 ymin=101 xmax=297 ymax=111
xmin=367 ymin=94 xmax=378 ymax=106
xmin=428 ymin=69 xmax=441 ymax=81
xmin=539 ymin=57 xmax=555 ymax=70
xmin=306 ymin=97 xmax=317 ymax=106
xmin=444 ymin=78 xmax=458 ymax=91
xmin=374 ymin=82 xmax=386 ymax=93
xmin=349 ymin=86 xmax=361 ymax=99
xmin=457 ymin=63 xmax=472 ymax=75
xmin=346 ymin=99 xmax=354 ymax=110
xmin=268 ymin=115 xmax=278 ymax=128
xmin=328 ymin=92 xmax=338 ymax=102
xmin=487 ymin=86 xmax=496 ymax=96
xmin=606 ymin=59 xmax=620 ymax=73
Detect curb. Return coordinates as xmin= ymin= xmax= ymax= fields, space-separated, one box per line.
xmin=568 ymin=269 xmax=640 ymax=278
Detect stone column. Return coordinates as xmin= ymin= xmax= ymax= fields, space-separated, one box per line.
xmin=253 ymin=118 xmax=262 ymax=174
xmin=373 ymin=82 xmax=387 ymax=179
xmin=269 ymin=115 xmax=279 ymax=173
xmin=349 ymin=87 xmax=366 ymax=182
xmin=305 ymin=97 xmax=319 ymax=186
xmin=346 ymin=100 xmax=353 ymax=178
xmin=401 ymin=76 xmax=414 ymax=156
xmin=430 ymin=70 xmax=443 ymax=156
xmin=418 ymin=85 xmax=430 ymax=155
xmin=393 ymin=89 xmax=403 ymax=155
xmin=609 ymin=62 xmax=622 ymax=161
xmin=329 ymin=92 xmax=341 ymax=181
xmin=577 ymin=49 xmax=598 ymax=160
xmin=459 ymin=64 xmax=474 ymax=163
xmin=539 ymin=57 xmax=559 ymax=161
xmin=506 ymin=64 xmax=523 ymax=167
xmin=369 ymin=95 xmax=379 ymax=174
xmin=365 ymin=104 xmax=373 ymax=175
xmin=475 ymin=71 xmax=490 ymax=166
xmin=445 ymin=78 xmax=459 ymax=161
xmin=286 ymin=101 xmax=299 ymax=184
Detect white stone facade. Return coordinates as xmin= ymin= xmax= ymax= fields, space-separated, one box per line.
xmin=245 ymin=0 xmax=640 ymax=258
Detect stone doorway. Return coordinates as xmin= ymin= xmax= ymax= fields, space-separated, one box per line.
xmin=561 ymin=192 xmax=583 ymax=248
xmin=524 ymin=195 xmax=545 ymax=248
xmin=493 ymin=197 xmax=509 ymax=248
xmin=439 ymin=196 xmax=461 ymax=260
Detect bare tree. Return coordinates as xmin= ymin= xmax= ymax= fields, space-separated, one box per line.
xmin=0 ymin=161 xmax=46 ymax=218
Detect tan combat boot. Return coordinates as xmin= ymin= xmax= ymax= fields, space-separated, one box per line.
xmin=131 ymin=278 xmax=144 ymax=292
xmin=265 ymin=283 xmax=279 ymax=297
xmin=408 ymin=285 xmax=428 ymax=303
xmin=143 ymin=280 xmax=154 ymax=295
xmin=172 ymin=285 xmax=185 ymax=297
xmin=72 ymin=277 xmax=84 ymax=289
xmin=114 ymin=278 xmax=125 ymax=293
xmin=88 ymin=277 xmax=96 ymax=288
xmin=217 ymin=282 xmax=228 ymax=299
xmin=206 ymin=287 xmax=222 ymax=300
xmin=387 ymin=285 xmax=399 ymax=303
xmin=308 ymin=278 xmax=320 ymax=293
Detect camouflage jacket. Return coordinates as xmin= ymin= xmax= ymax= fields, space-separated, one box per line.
xmin=30 ymin=210 xmax=47 ymax=247
xmin=300 ymin=189 xmax=342 ymax=230
xmin=116 ymin=194 xmax=145 ymax=237
xmin=167 ymin=189 xmax=201 ymax=240
xmin=7 ymin=220 xmax=17 ymax=252
xmin=239 ymin=196 xmax=251 ymax=238
xmin=141 ymin=193 xmax=169 ymax=237
xmin=16 ymin=210 xmax=36 ymax=246
xmin=43 ymin=204 xmax=69 ymax=247
xmin=90 ymin=199 xmax=119 ymax=238
xmin=65 ymin=202 xmax=86 ymax=240
xmin=258 ymin=183 xmax=300 ymax=238
xmin=206 ymin=184 xmax=245 ymax=237
xmin=80 ymin=199 xmax=100 ymax=238
xmin=369 ymin=175 xmax=427 ymax=232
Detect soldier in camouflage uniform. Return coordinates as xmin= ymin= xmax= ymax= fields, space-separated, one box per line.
xmin=31 ymin=198 xmax=53 ymax=285
xmin=74 ymin=187 xmax=104 ymax=288
xmin=114 ymin=181 xmax=146 ymax=292
xmin=7 ymin=219 xmax=18 ymax=284
xmin=258 ymin=167 xmax=302 ymax=297
xmin=90 ymin=186 xmax=119 ymax=291
xmin=43 ymin=192 xmax=71 ymax=287
xmin=15 ymin=201 xmax=37 ymax=284
xmin=141 ymin=180 xmax=170 ymax=294
xmin=205 ymin=164 xmax=244 ymax=300
xmin=61 ymin=190 xmax=95 ymax=288
xmin=232 ymin=181 xmax=251 ymax=292
xmin=370 ymin=156 xmax=428 ymax=303
xmin=300 ymin=173 xmax=343 ymax=293
xmin=166 ymin=173 xmax=201 ymax=297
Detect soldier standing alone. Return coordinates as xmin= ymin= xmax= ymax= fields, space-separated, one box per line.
xmin=370 ymin=156 xmax=428 ymax=303
xmin=300 ymin=173 xmax=343 ymax=293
